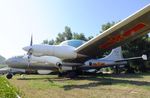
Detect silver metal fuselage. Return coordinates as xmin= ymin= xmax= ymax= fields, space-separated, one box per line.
xmin=6 ymin=56 xmax=58 ymax=71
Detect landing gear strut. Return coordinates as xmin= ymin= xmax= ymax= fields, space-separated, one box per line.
xmin=56 ymin=63 xmax=79 ymax=79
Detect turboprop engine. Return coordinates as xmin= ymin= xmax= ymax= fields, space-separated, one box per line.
xmin=23 ymin=44 xmax=78 ymax=59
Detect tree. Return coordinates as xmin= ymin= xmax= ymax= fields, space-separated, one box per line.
xmin=64 ymin=26 xmax=72 ymax=40
xmin=43 ymin=26 xmax=93 ymax=45
xmin=42 ymin=39 xmax=49 ymax=44
xmin=87 ymin=36 xmax=93 ymax=40
xmin=55 ymin=26 xmax=73 ymax=44
xmin=72 ymin=33 xmax=87 ymax=41
xmin=42 ymin=39 xmax=55 ymax=45
xmin=48 ymin=39 xmax=55 ymax=45
xmin=122 ymin=36 xmax=150 ymax=72
xmin=100 ymin=21 xmax=116 ymax=33
xmin=56 ymin=33 xmax=66 ymax=44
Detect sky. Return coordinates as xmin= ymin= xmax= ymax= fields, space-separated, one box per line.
xmin=0 ymin=0 xmax=149 ymax=59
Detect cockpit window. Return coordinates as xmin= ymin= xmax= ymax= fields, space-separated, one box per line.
xmin=60 ymin=40 xmax=85 ymax=48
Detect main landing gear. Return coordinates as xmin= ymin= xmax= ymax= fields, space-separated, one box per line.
xmin=56 ymin=62 xmax=79 ymax=79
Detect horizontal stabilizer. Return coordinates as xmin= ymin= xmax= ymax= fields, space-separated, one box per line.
xmin=115 ymin=54 xmax=147 ymax=62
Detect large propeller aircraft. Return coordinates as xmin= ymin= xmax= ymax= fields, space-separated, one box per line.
xmin=5 ymin=4 xmax=150 ymax=79
xmin=5 ymin=45 xmax=147 ymax=79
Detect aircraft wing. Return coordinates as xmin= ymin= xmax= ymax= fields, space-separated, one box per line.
xmin=75 ymin=4 xmax=150 ymax=58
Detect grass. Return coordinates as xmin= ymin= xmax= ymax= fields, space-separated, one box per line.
xmin=7 ymin=73 xmax=150 ymax=98
xmin=28 ymin=79 xmax=64 ymax=89
xmin=0 ymin=76 xmax=22 ymax=98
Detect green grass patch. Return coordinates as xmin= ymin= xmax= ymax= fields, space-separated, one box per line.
xmin=28 ymin=80 xmax=78 ymax=89
xmin=28 ymin=77 xmax=81 ymax=89
xmin=0 ymin=77 xmax=22 ymax=98
xmin=28 ymin=80 xmax=64 ymax=89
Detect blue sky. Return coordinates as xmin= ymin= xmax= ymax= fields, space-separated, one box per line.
xmin=0 ymin=0 xmax=149 ymax=58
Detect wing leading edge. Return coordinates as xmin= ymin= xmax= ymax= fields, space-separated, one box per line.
xmin=75 ymin=4 xmax=150 ymax=58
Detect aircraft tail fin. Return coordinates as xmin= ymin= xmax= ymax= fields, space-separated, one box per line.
xmin=102 ymin=47 xmax=123 ymax=61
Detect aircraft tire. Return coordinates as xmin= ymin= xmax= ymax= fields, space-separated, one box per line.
xmin=6 ymin=73 xmax=13 ymax=79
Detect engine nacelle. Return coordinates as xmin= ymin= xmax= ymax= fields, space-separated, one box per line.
xmin=23 ymin=45 xmax=77 ymax=59
xmin=23 ymin=55 xmax=62 ymax=67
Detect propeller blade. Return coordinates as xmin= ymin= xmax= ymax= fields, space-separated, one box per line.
xmin=27 ymin=35 xmax=33 ymax=56
xmin=30 ymin=35 xmax=33 ymax=46
xmin=27 ymin=34 xmax=33 ymax=67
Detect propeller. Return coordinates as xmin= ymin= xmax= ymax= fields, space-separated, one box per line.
xmin=27 ymin=35 xmax=33 ymax=57
xmin=27 ymin=35 xmax=33 ymax=67
xmin=30 ymin=35 xmax=33 ymax=46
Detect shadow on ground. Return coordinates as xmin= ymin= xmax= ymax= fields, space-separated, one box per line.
xmin=64 ymin=75 xmax=150 ymax=90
